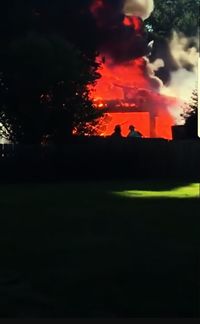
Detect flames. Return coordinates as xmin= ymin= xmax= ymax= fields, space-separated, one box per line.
xmin=123 ymin=16 xmax=143 ymax=32
xmin=90 ymin=53 xmax=180 ymax=139
xmin=89 ymin=0 xmax=182 ymax=139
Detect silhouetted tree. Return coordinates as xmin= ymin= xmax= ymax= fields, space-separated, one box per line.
xmin=0 ymin=33 xmax=102 ymax=143
xmin=184 ymin=89 xmax=198 ymax=139
xmin=0 ymin=1 xmax=103 ymax=143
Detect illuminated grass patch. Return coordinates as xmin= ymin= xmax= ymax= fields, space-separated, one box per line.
xmin=113 ymin=183 xmax=200 ymax=199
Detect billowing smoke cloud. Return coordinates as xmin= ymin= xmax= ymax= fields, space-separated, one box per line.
xmin=143 ymin=57 xmax=163 ymax=90
xmin=160 ymin=31 xmax=198 ymax=124
xmin=149 ymin=58 xmax=165 ymax=72
xmin=169 ymin=31 xmax=198 ymax=71
xmin=162 ymin=68 xmax=197 ymax=102
xmin=123 ymin=0 xmax=154 ymax=20
xmin=90 ymin=0 xmax=164 ymax=92
xmin=90 ymin=0 xmax=149 ymax=62
xmin=90 ymin=0 xmax=196 ymax=138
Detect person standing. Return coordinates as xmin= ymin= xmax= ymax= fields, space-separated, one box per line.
xmin=127 ymin=125 xmax=142 ymax=138
xmin=111 ymin=125 xmax=123 ymax=138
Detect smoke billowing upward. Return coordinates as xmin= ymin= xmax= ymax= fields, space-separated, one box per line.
xmin=123 ymin=0 xmax=154 ymax=20
xmin=90 ymin=0 xmax=150 ymax=62
xmin=90 ymin=0 xmax=166 ymax=92
xmin=161 ymin=32 xmax=198 ymax=100
xmin=159 ymin=31 xmax=199 ymax=125
xmin=89 ymin=0 xmax=197 ymax=139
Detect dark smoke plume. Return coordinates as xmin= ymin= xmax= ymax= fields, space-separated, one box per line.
xmin=90 ymin=0 xmax=149 ymax=63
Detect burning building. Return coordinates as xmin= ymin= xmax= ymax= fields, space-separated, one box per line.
xmin=92 ymin=63 xmax=178 ymax=138
xmin=89 ymin=0 xmax=186 ymax=139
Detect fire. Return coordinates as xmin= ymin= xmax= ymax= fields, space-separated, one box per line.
xmin=93 ymin=57 xmax=158 ymax=100
xmin=98 ymin=112 xmax=150 ymax=137
xmin=91 ymin=56 xmax=178 ymax=139
xmin=123 ymin=16 xmax=143 ymax=32
xmin=88 ymin=0 xmax=181 ymax=140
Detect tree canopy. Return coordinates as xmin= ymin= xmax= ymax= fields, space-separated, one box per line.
xmin=147 ymin=0 xmax=199 ymax=37
xmin=183 ymin=90 xmax=198 ymax=139
xmin=0 ymin=1 xmax=101 ymax=143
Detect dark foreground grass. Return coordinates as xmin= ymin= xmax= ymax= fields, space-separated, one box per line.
xmin=0 ymin=180 xmax=199 ymax=318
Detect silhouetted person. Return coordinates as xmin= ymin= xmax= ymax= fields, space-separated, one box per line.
xmin=127 ymin=125 xmax=142 ymax=138
xmin=111 ymin=125 xmax=122 ymax=138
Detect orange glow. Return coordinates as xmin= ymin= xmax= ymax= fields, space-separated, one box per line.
xmin=88 ymin=2 xmax=180 ymax=140
xmin=92 ymin=57 xmax=154 ymax=101
xmin=99 ymin=112 xmax=150 ymax=137
xmin=156 ymin=115 xmax=173 ymax=140
xmin=123 ymin=16 xmax=143 ymax=32
xmin=90 ymin=57 xmax=179 ymax=139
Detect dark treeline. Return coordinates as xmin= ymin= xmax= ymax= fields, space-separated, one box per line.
xmin=0 ymin=138 xmax=200 ymax=182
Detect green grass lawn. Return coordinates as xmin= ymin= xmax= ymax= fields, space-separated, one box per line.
xmin=0 ymin=181 xmax=199 ymax=318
